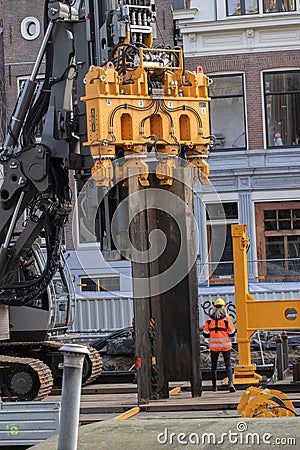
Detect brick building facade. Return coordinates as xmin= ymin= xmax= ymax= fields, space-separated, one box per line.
xmin=1 ymin=0 xmax=174 ymax=124
xmin=175 ymin=1 xmax=300 ymax=295
xmin=1 ymin=0 xmax=45 ymax=123
xmin=186 ymin=50 xmax=300 ymax=150
xmin=0 ymin=1 xmax=5 ymax=142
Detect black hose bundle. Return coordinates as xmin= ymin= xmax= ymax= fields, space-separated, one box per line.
xmin=0 ymin=160 xmax=70 ymax=306
xmin=91 ymin=327 xmax=134 ymax=352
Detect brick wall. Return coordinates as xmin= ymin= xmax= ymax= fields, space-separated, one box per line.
xmin=2 ymin=0 xmax=174 ymax=122
xmin=154 ymin=0 xmax=174 ymax=47
xmin=0 ymin=1 xmax=4 ymax=142
xmin=185 ymin=50 xmax=300 ymax=150
xmin=2 ymin=0 xmax=45 ymax=122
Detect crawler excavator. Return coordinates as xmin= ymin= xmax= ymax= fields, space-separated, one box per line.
xmin=0 ymin=0 xmax=212 ymax=401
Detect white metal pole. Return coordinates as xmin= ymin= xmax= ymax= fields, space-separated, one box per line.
xmin=58 ymin=344 xmax=90 ymax=450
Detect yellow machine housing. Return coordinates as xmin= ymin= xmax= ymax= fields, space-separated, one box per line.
xmin=82 ymin=47 xmax=212 ymax=186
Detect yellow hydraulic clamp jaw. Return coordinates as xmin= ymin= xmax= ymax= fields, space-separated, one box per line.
xmin=237 ymin=386 xmax=296 ymax=418
xmin=82 ymin=46 xmax=213 ymax=187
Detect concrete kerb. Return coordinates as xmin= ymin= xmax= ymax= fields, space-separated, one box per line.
xmin=30 ymin=417 xmax=300 ymax=450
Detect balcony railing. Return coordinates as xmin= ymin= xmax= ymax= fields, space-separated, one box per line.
xmin=198 ymin=258 xmax=300 ymax=285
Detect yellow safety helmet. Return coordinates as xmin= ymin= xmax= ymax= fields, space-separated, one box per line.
xmin=214 ymin=298 xmax=226 ymax=307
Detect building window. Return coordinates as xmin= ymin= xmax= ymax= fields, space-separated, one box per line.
xmin=226 ymin=0 xmax=295 ymax=15
xmin=263 ymin=70 xmax=300 ymax=148
xmin=21 ymin=17 xmax=41 ymax=40
xmin=171 ymin=0 xmax=190 ymax=9
xmin=17 ymin=76 xmax=44 ymax=95
xmin=209 ymin=74 xmax=246 ymax=150
xmin=255 ymin=202 xmax=300 ymax=281
xmin=80 ymin=276 xmax=120 ymax=292
xmin=206 ymin=202 xmax=238 ymax=284
xmin=227 ymin=0 xmax=259 ymax=15
xmin=263 ymin=0 xmax=296 ymax=13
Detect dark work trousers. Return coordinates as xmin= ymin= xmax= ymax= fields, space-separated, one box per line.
xmin=210 ymin=349 xmax=232 ymax=387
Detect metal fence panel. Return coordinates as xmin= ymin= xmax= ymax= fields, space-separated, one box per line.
xmin=72 ymin=295 xmax=134 ymax=331
xmin=70 ymin=283 xmax=300 ymax=331
xmin=0 ymin=401 xmax=60 ymax=446
xmin=198 ymin=284 xmax=300 ymax=326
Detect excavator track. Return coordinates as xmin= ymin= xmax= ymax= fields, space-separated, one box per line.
xmin=81 ymin=345 xmax=103 ymax=385
xmin=0 ymin=340 xmax=102 ymax=390
xmin=0 ymin=355 xmax=53 ymax=401
xmin=38 ymin=341 xmax=103 ymax=384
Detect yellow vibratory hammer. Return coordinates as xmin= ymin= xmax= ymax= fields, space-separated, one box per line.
xmin=82 ymin=33 xmax=213 ymax=187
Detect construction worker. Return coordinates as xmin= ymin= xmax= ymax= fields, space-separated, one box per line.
xmin=203 ymin=298 xmax=236 ymax=392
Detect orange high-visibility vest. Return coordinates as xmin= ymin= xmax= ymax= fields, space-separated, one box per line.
xmin=203 ymin=316 xmax=235 ymax=352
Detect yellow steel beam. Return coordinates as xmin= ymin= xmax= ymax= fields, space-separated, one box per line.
xmin=114 ymin=407 xmax=140 ymax=420
xmin=231 ymin=224 xmax=300 ymax=384
xmin=247 ymin=299 xmax=300 ymax=330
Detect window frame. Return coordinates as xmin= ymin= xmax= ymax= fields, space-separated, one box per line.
xmin=225 ymin=0 xmax=297 ymax=16
xmin=255 ymin=201 xmax=300 ymax=281
xmin=171 ymin=0 xmax=190 ymax=9
xmin=80 ymin=275 xmax=121 ymax=292
xmin=226 ymin=0 xmax=259 ymax=16
xmin=206 ymin=201 xmax=239 ymax=285
xmin=263 ymin=69 xmax=300 ymax=149
xmin=21 ymin=17 xmax=41 ymax=41
xmin=209 ymin=73 xmax=247 ymax=151
xmin=263 ymin=0 xmax=296 ymax=13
